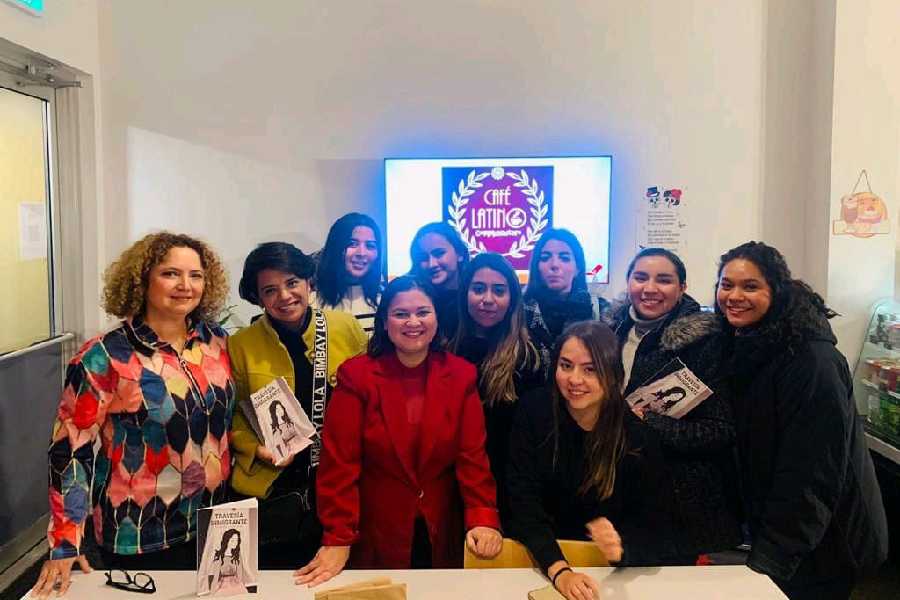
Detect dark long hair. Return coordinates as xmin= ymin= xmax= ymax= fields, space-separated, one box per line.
xmin=715 ymin=241 xmax=837 ymax=351
xmin=451 ymin=253 xmax=538 ymax=405
xmin=524 ymin=228 xmax=588 ymax=300
xmin=268 ymin=400 xmax=292 ymax=433
xmin=238 ymin=242 xmax=315 ymax=306
xmin=368 ymin=275 xmax=443 ymax=357
xmin=409 ymin=222 xmax=470 ymax=282
xmin=315 ymin=213 xmax=384 ymax=308
xmin=550 ymin=321 xmax=626 ymax=500
xmin=213 ymin=529 xmax=241 ymax=564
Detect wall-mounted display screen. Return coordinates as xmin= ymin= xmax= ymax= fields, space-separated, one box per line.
xmin=385 ymin=156 xmax=611 ymax=283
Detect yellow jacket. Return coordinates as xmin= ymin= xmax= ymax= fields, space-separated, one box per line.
xmin=228 ymin=310 xmax=367 ymax=498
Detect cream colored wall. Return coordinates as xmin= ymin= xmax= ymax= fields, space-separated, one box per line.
xmin=827 ymin=0 xmax=900 ymax=365
xmin=0 ymin=89 xmax=50 ymax=352
xmin=5 ymin=0 xmax=887 ymax=355
xmin=759 ymin=0 xmax=836 ymax=291
xmin=97 ymin=0 xmax=771 ymax=325
xmin=1 ymin=0 xmax=100 ymax=75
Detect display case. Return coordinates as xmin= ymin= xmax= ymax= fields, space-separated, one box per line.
xmin=852 ymin=299 xmax=900 ymax=465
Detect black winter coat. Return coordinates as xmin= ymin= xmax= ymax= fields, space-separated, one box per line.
xmin=455 ymin=335 xmax=544 ymax=527
xmin=523 ymin=288 xmax=594 ymax=380
xmin=612 ymin=295 xmax=743 ymax=556
xmin=725 ymin=301 xmax=888 ymax=586
xmin=505 ymin=387 xmax=684 ymax=573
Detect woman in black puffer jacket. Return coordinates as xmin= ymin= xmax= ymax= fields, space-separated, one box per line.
xmin=716 ymin=241 xmax=887 ymax=600
xmin=611 ymin=248 xmax=742 ymax=559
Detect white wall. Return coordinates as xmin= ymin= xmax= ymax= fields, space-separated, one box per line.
xmin=7 ymin=1 xmax=865 ymax=341
xmin=759 ymin=0 xmax=836 ymax=292
xmin=826 ymin=0 xmax=900 ymax=364
xmin=97 ymin=0 xmax=770 ymax=318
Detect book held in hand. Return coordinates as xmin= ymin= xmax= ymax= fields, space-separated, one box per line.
xmin=196 ymin=498 xmax=259 ymax=596
xmin=624 ymin=358 xmax=712 ymax=419
xmin=241 ymin=376 xmax=317 ymax=466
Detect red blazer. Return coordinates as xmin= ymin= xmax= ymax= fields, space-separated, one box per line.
xmin=317 ymin=350 xmax=500 ymax=568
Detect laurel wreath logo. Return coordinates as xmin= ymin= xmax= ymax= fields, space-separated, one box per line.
xmin=447 ymin=168 xmax=548 ymax=258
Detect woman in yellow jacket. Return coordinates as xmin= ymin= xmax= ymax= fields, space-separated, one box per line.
xmin=228 ymin=242 xmax=367 ymax=569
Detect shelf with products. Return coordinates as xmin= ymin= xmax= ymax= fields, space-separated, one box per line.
xmin=853 ymin=299 xmax=900 ymax=464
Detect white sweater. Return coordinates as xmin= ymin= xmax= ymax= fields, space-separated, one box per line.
xmin=310 ymin=285 xmax=378 ymax=337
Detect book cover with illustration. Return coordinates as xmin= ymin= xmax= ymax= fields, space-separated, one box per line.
xmin=197 ymin=498 xmax=259 ymax=596
xmin=241 ymin=377 xmax=317 ymax=466
xmin=624 ymin=358 xmax=712 ymax=419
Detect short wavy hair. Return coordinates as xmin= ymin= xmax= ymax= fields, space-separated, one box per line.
xmin=102 ymin=231 xmax=228 ymax=322
xmin=238 ymin=242 xmax=316 ymax=306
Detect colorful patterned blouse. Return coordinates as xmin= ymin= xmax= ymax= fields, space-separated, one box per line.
xmin=48 ymin=317 xmax=235 ymax=558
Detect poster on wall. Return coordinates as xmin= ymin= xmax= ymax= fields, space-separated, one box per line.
xmin=637 ymin=186 xmax=686 ymax=254
xmin=832 ymin=170 xmax=889 ymax=238
xmin=18 ymin=202 xmax=47 ymax=260
xmin=442 ymin=166 xmax=553 ymax=271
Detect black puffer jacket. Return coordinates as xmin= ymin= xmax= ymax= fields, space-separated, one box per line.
xmin=724 ymin=294 xmax=888 ymax=586
xmin=612 ymin=295 xmax=743 ymax=556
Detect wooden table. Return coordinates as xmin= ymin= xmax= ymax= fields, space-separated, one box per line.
xmin=22 ymin=565 xmax=786 ymax=599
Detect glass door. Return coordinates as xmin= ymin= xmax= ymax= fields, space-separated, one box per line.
xmin=0 ymin=83 xmax=55 ymax=353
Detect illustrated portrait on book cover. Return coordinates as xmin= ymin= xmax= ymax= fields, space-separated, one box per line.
xmin=205 ymin=528 xmax=251 ymax=596
xmin=268 ymin=399 xmax=300 ymax=461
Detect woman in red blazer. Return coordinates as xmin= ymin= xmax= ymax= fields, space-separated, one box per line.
xmin=295 ymin=275 xmax=502 ymax=586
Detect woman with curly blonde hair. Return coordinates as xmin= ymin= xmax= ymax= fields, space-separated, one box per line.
xmin=102 ymin=231 xmax=229 ymax=322
xmin=33 ymin=232 xmax=237 ymax=599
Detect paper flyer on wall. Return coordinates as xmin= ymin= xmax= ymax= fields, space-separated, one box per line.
xmin=196 ymin=498 xmax=259 ymax=596
xmin=241 ymin=377 xmax=317 ymax=466
xmin=624 ymin=358 xmax=711 ymax=419
xmin=637 ymin=186 xmax=687 ymax=255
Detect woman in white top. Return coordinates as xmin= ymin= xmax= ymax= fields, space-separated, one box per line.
xmin=311 ymin=213 xmax=384 ymax=336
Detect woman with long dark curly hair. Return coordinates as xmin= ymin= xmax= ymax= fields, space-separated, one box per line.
xmin=716 ymin=241 xmax=887 ymax=600
xmin=311 ymin=213 xmax=384 ymax=337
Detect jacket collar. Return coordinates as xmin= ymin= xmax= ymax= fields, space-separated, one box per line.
xmin=613 ymin=294 xmax=701 ymax=337
xmin=258 ymin=309 xmax=315 ymax=356
xmin=125 ymin=315 xmax=207 ymax=355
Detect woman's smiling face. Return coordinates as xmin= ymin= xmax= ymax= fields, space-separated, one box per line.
xmin=717 ymin=258 xmax=773 ymax=328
